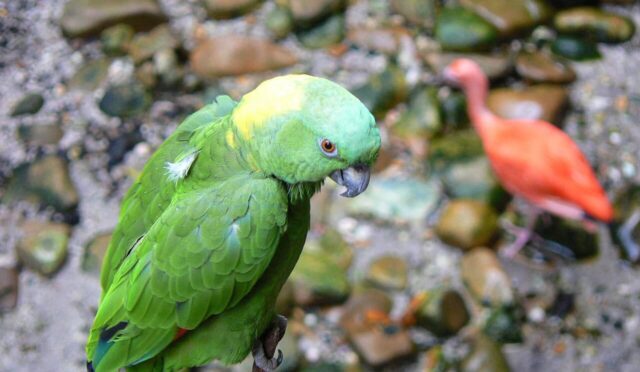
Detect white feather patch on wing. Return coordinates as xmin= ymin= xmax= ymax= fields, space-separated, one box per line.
xmin=165 ymin=152 xmax=198 ymax=182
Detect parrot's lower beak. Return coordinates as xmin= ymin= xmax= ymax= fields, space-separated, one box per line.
xmin=330 ymin=164 xmax=371 ymax=198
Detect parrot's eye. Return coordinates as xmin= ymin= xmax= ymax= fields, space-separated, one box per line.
xmin=319 ymin=139 xmax=338 ymax=157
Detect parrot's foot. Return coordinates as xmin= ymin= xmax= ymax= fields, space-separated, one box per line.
xmin=252 ymin=315 xmax=287 ymax=372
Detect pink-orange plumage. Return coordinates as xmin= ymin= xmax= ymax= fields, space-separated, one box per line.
xmin=444 ymin=59 xmax=612 ymax=231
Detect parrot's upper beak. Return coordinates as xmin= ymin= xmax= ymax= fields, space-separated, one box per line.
xmin=330 ymin=164 xmax=371 ymax=198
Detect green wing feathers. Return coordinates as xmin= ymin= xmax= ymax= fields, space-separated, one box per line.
xmin=100 ymin=96 xmax=238 ymax=292
xmin=87 ymin=177 xmax=288 ymax=371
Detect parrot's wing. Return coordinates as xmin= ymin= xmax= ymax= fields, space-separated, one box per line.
xmin=87 ymin=175 xmax=288 ymax=369
xmin=100 ymin=96 xmax=238 ymax=292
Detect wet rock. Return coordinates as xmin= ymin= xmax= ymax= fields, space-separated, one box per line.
xmin=531 ymin=215 xmax=599 ymax=260
xmin=286 ymin=0 xmax=346 ymax=29
xmin=435 ymin=6 xmax=498 ymax=52
xmin=266 ymin=5 xmax=294 ymax=39
xmin=190 ymin=37 xmax=297 ymax=78
xmin=4 ymin=155 xmax=79 ymax=213
xmin=18 ymin=123 xmax=63 ymax=147
xmin=391 ymin=86 xmax=442 ymax=142
xmin=554 ymin=7 xmax=635 ymax=43
xmin=128 ymin=25 xmax=179 ymax=64
xmin=351 ymin=64 xmax=408 ymax=119
xmin=483 ymin=305 xmax=523 ymax=343
xmin=439 ymin=156 xmax=509 ymax=211
xmin=346 ymin=176 xmax=441 ymax=225
xmin=440 ymin=91 xmax=469 ymax=130
xmin=60 ymin=0 xmax=167 ymax=38
xmin=154 ymin=48 xmax=183 ymax=87
xmin=551 ymin=34 xmax=601 ymax=61
xmin=460 ymin=0 xmax=553 ymax=38
xmin=348 ymin=27 xmax=410 ymax=55
xmin=11 ymin=93 xmax=44 ymax=117
xmin=436 ymin=200 xmax=498 ymax=251
xmin=101 ymin=24 xmax=135 ymax=56
xmin=289 ymin=237 xmax=350 ymax=306
xmin=82 ymin=232 xmax=112 ymax=276
xmin=316 ymin=228 xmax=353 ymax=270
xmin=297 ymin=14 xmax=345 ymax=49
xmin=461 ymin=332 xmax=510 ymax=372
xmin=69 ymin=58 xmax=111 ymax=91
xmin=428 ymin=129 xmax=483 ymax=173
xmin=423 ymin=52 xmax=512 ymax=81
xmin=413 ymin=288 xmax=470 ymax=337
xmin=0 ymin=265 xmax=19 ymax=312
xmin=390 ymin=0 xmax=439 ymax=29
xmin=99 ymin=82 xmax=150 ymax=118
xmin=366 ymin=256 xmax=408 ymax=290
xmin=460 ymin=247 xmax=513 ymax=306
xmin=487 ymin=85 xmax=569 ymax=124
xmin=611 ymin=185 xmax=640 ymax=262
xmin=341 ymin=288 xmax=393 ymax=334
xmin=515 ymin=50 xmax=576 ymax=84
xmin=204 ymin=0 xmax=262 ymax=19
xmin=17 ymin=220 xmax=70 ymax=276
xmin=135 ymin=61 xmax=157 ymax=89
xmin=348 ymin=326 xmax=415 ymax=367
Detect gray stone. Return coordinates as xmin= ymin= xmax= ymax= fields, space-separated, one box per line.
xmin=11 ymin=93 xmax=44 ymax=117
xmin=346 ymin=176 xmax=441 ymax=225
xmin=4 ymin=155 xmax=79 ymax=213
xmin=17 ymin=221 xmax=70 ymax=276
xmin=69 ymin=59 xmax=111 ymax=91
xmin=18 ymin=123 xmax=63 ymax=147
xmin=460 ymin=247 xmax=513 ymax=306
xmin=60 ymin=0 xmax=167 ymax=38
xmin=99 ymin=82 xmax=150 ymax=118
xmin=128 ymin=25 xmax=179 ymax=64
xmin=297 ymin=14 xmax=345 ymax=49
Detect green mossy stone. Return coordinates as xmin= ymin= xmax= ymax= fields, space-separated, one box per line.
xmin=435 ymin=7 xmax=498 ymax=52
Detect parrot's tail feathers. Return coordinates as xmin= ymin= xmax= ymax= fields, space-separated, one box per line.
xmin=91 ymin=321 xmax=128 ymax=368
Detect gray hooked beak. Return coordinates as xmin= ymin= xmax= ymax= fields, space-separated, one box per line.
xmin=330 ymin=164 xmax=371 ymax=198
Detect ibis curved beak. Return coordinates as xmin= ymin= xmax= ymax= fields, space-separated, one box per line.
xmin=330 ymin=164 xmax=371 ymax=198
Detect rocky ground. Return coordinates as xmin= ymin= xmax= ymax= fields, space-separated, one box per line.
xmin=1 ymin=0 xmax=640 ymax=371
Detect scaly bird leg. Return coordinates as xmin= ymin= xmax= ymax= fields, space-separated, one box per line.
xmin=501 ymin=207 xmax=541 ymax=258
xmin=252 ymin=315 xmax=287 ymax=372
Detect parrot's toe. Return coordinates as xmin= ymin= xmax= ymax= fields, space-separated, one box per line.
xmin=252 ymin=341 xmax=283 ymax=371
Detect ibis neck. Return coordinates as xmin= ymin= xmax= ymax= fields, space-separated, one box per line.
xmin=463 ymin=75 xmax=497 ymax=137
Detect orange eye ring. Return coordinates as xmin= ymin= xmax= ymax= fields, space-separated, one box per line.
xmin=320 ymin=139 xmax=337 ymax=157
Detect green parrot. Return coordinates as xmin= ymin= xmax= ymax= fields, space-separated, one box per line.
xmin=86 ymin=75 xmax=380 ymax=372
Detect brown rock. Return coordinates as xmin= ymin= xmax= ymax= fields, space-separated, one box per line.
xmin=435 ymin=199 xmax=498 ymax=251
xmin=0 ymin=265 xmax=19 ymax=312
xmin=190 ymin=37 xmax=297 ymax=78
xmin=287 ymin=0 xmax=346 ymax=29
xmin=17 ymin=221 xmax=71 ymax=276
xmin=487 ymin=85 xmax=569 ymax=124
xmin=461 ymin=247 xmax=513 ymax=306
xmin=365 ymin=256 xmax=408 ymax=290
xmin=460 ymin=0 xmax=552 ymax=37
xmin=60 ymin=0 xmax=167 ymax=38
xmin=348 ymin=27 xmax=410 ymax=55
xmin=414 ymin=288 xmax=470 ymax=337
xmin=204 ymin=0 xmax=262 ymax=19
xmin=128 ymin=25 xmax=179 ymax=64
xmin=423 ymin=52 xmax=511 ymax=81
xmin=516 ymin=51 xmax=576 ymax=84
xmin=349 ymin=327 xmax=415 ymax=367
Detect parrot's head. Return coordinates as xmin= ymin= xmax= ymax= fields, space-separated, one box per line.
xmin=232 ymin=74 xmax=380 ymax=198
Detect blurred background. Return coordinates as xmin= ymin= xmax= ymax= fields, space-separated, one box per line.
xmin=1 ymin=0 xmax=640 ymax=371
